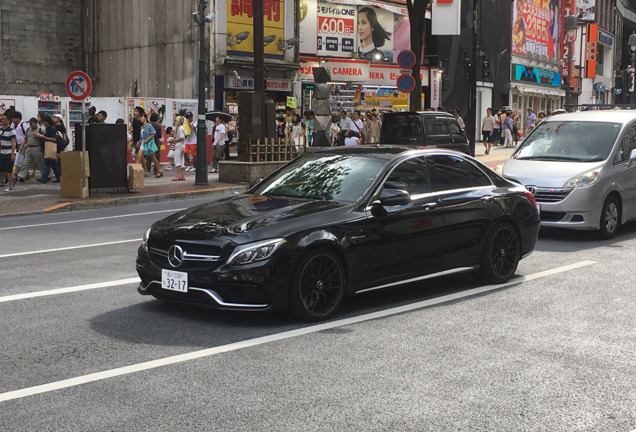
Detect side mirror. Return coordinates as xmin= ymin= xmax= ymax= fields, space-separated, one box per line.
xmin=248 ymin=178 xmax=263 ymax=190
xmin=371 ymin=189 xmax=411 ymax=217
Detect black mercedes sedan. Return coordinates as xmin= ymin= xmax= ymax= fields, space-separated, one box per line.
xmin=136 ymin=147 xmax=539 ymax=321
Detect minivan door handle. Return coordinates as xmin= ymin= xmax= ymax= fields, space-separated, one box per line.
xmin=481 ymin=195 xmax=495 ymax=203
xmin=423 ymin=202 xmax=438 ymax=210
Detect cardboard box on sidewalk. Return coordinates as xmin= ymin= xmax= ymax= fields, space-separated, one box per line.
xmin=60 ymin=151 xmax=90 ymax=198
xmin=128 ymin=164 xmax=144 ymax=191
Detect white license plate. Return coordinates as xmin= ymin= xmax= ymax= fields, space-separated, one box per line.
xmin=161 ymin=269 xmax=188 ymax=293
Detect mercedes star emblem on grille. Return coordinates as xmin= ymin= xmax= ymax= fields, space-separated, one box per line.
xmin=167 ymin=245 xmax=185 ymax=268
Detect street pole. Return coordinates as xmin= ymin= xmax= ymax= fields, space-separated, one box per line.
xmin=467 ymin=0 xmax=479 ymax=157
xmin=565 ymin=39 xmax=572 ymax=112
xmin=253 ymin=0 xmax=265 ymax=143
xmin=631 ymin=52 xmax=636 ymax=106
xmin=195 ymin=0 xmax=209 ymax=185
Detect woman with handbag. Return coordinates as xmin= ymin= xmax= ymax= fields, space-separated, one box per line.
xmin=136 ymin=112 xmax=162 ymax=178
xmin=35 ymin=114 xmax=62 ymax=184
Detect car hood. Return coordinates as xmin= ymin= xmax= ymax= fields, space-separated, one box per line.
xmin=153 ymin=194 xmax=351 ymax=240
xmin=502 ymin=158 xmax=604 ymax=188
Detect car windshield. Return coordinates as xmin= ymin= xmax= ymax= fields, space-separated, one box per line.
xmin=253 ymin=153 xmax=388 ymax=203
xmin=515 ymin=121 xmax=621 ymax=162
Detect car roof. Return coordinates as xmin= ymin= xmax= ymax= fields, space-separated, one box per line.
xmin=543 ymin=109 xmax=636 ymax=124
xmin=383 ymin=111 xmax=453 ymax=118
xmin=310 ymin=145 xmax=466 ymax=159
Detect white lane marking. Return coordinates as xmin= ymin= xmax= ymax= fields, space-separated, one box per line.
xmin=0 ymin=208 xmax=185 ymax=231
xmin=0 ymin=278 xmax=140 ymax=303
xmin=0 ymin=239 xmax=141 ymax=259
xmin=0 ymin=260 xmax=595 ymax=403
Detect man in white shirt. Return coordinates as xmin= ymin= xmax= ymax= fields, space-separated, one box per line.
xmin=481 ymin=107 xmax=495 ymax=155
xmin=209 ymin=115 xmax=226 ymax=173
xmin=338 ymin=110 xmax=352 ymax=146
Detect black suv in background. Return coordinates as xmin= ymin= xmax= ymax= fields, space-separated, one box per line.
xmin=380 ymin=111 xmax=470 ymax=154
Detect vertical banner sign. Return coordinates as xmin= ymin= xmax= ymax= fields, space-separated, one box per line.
xmin=430 ymin=68 xmax=440 ymax=109
xmin=317 ymin=3 xmax=357 ymax=57
xmin=585 ymin=23 xmax=598 ymax=79
xmin=560 ymin=0 xmax=576 ymax=76
xmin=431 ymin=0 xmax=460 ymax=36
xmin=227 ymin=0 xmax=285 ymax=56
xmin=512 ymin=0 xmax=559 ymax=58
xmin=299 ymin=0 xmax=318 ymax=54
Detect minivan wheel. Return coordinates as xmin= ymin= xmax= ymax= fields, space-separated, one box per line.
xmin=290 ymin=248 xmax=345 ymax=322
xmin=479 ymin=223 xmax=520 ymax=284
xmin=598 ymin=196 xmax=620 ymax=239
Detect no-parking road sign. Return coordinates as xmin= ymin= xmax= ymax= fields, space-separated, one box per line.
xmin=396 ymin=74 xmax=416 ymax=93
xmin=65 ymin=71 xmax=92 ymax=100
xmin=397 ymin=50 xmax=417 ymax=70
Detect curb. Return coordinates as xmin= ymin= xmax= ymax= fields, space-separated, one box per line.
xmin=1 ymin=185 xmax=249 ymax=219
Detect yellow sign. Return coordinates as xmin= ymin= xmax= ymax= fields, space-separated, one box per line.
xmin=286 ymin=96 xmax=297 ymax=108
xmin=227 ymin=0 xmax=285 ymax=56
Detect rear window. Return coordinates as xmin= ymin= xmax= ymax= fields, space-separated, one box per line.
xmin=381 ymin=114 xmax=423 ymax=141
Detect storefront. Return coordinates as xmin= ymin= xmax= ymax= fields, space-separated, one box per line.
xmin=510 ymin=63 xmax=565 ymax=127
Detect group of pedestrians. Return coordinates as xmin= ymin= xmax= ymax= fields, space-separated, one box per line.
xmin=1 ymin=109 xmax=69 ymax=192
xmin=331 ymin=109 xmax=382 ymax=147
xmin=481 ymin=107 xmax=523 ymax=154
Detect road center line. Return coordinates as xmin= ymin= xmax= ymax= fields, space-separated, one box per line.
xmin=0 ymin=260 xmax=596 ymax=403
xmin=0 ymin=209 xmax=184 ymax=231
xmin=0 ymin=278 xmax=140 ymax=303
xmin=0 ymin=239 xmax=141 ymax=259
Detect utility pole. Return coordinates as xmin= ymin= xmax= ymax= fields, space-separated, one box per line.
xmin=195 ymin=0 xmax=210 ymax=185
xmin=467 ymin=0 xmax=479 ymax=157
xmin=253 ymin=0 xmax=265 ymax=142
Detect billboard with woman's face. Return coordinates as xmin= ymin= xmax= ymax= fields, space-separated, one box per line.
xmin=356 ymin=6 xmax=393 ymax=62
xmin=512 ymin=0 xmax=559 ymax=59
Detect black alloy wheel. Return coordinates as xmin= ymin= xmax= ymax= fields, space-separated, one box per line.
xmin=479 ymin=223 xmax=520 ymax=284
xmin=598 ymin=195 xmax=620 ymax=240
xmin=290 ymin=248 xmax=346 ymax=321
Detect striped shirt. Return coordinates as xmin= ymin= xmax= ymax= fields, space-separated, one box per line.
xmin=0 ymin=127 xmax=16 ymax=155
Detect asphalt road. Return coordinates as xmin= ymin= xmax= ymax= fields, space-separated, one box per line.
xmin=1 ymin=198 xmax=635 ymax=432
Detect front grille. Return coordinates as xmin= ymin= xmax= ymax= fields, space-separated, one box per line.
xmin=148 ymin=239 xmax=226 ymax=271
xmin=532 ymin=188 xmax=572 ymax=203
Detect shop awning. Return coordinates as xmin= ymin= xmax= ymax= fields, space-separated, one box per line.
xmin=222 ymin=56 xmax=299 ymax=71
xmin=512 ymin=84 xmax=565 ymax=97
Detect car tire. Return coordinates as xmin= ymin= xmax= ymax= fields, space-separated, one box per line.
xmin=290 ymin=248 xmax=346 ymax=322
xmin=479 ymin=222 xmax=520 ymax=284
xmin=598 ymin=195 xmax=620 ymax=240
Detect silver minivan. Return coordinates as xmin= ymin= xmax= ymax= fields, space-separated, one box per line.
xmin=501 ymin=110 xmax=636 ymax=238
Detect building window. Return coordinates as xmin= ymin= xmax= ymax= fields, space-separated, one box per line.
xmin=596 ymin=45 xmax=604 ymax=76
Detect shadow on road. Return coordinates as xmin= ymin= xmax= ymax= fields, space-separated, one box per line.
xmin=535 ymin=220 xmax=636 ymax=253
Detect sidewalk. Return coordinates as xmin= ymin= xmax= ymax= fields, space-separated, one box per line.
xmin=0 ymin=145 xmax=516 ymax=219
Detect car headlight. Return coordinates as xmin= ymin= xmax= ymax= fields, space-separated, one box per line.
xmin=563 ymin=168 xmax=602 ymax=188
xmin=142 ymin=227 xmax=151 ymax=251
xmin=493 ymin=164 xmax=503 ymax=175
xmin=227 ymin=238 xmax=286 ymax=266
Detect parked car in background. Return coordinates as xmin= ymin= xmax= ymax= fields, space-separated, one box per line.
xmin=500 ymin=110 xmax=636 ymax=238
xmin=137 ymin=147 xmax=539 ymax=321
xmin=380 ymin=111 xmax=470 ymax=154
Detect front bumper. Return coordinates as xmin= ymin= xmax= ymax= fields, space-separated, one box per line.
xmin=136 ymin=245 xmax=293 ymax=312
xmin=535 ymin=185 xmax=601 ymax=230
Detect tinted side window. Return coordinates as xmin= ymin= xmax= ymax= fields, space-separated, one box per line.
xmin=435 ymin=119 xmax=449 ymax=135
xmin=384 ymin=157 xmax=431 ymax=195
xmin=615 ymin=124 xmax=636 ymax=163
xmin=423 ymin=117 xmax=436 ymax=135
xmin=429 ymin=155 xmax=491 ymax=191
xmin=449 ymin=120 xmax=462 ymax=135
xmin=382 ymin=114 xmax=423 ymax=140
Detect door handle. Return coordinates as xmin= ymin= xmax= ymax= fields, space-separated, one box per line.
xmin=423 ymin=202 xmax=438 ymax=210
xmin=481 ymin=195 xmax=495 ymax=203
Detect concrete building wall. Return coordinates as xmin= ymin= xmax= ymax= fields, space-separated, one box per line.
xmin=84 ymin=0 xmax=202 ymax=99
xmin=0 ymin=0 xmax=83 ymax=96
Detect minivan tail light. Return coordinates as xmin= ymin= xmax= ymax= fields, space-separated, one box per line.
xmin=525 ymin=190 xmax=537 ymax=207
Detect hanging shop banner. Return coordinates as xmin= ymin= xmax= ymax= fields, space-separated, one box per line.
xmin=585 ymin=23 xmax=598 ymax=79
xmin=560 ymin=0 xmax=575 ymax=76
xmin=576 ymin=0 xmax=595 ymax=22
xmin=355 ymin=5 xmax=394 ymax=62
xmin=431 ymin=0 xmax=461 ymax=36
xmin=369 ymin=64 xmax=428 ymax=86
xmin=430 ymin=68 xmax=440 ymax=109
xmin=512 ymin=0 xmax=559 ymax=58
xmin=300 ymin=60 xmax=428 ymax=86
xmin=226 ymin=0 xmax=285 ymax=56
xmin=513 ymin=64 xmax=561 ymax=86
xmin=316 ymin=3 xmax=357 ymax=58
xmin=299 ymin=0 xmax=318 ymax=54
xmin=224 ymin=76 xmax=292 ymax=91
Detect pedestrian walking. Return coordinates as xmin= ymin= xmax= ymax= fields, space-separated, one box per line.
xmin=511 ymin=110 xmax=520 ymax=146
xmin=136 ymin=111 xmax=162 ymax=178
xmin=14 ymin=117 xmax=44 ymax=185
xmin=168 ymin=116 xmax=186 ymax=181
xmin=525 ymin=108 xmax=537 ymax=135
xmin=209 ymin=115 xmax=227 ymax=173
xmin=503 ymin=110 xmax=514 ymax=148
xmin=368 ymin=113 xmax=381 ymax=144
xmin=328 ymin=114 xmax=340 ymax=146
xmin=290 ymin=113 xmax=306 ymax=151
xmin=492 ymin=110 xmax=502 ymax=146
xmin=338 ymin=110 xmax=352 ymax=146
xmin=10 ymin=111 xmax=28 ymax=182
xmin=35 ymin=114 xmax=61 ymax=184
xmin=149 ymin=113 xmax=163 ymax=177
xmin=1 ymin=112 xmax=17 ymax=192
xmin=184 ymin=112 xmax=197 ymax=172
xmin=481 ymin=107 xmax=495 ymax=154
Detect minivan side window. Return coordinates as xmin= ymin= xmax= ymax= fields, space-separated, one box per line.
xmin=449 ymin=120 xmax=462 ymax=135
xmin=435 ymin=119 xmax=449 ymax=135
xmin=428 ymin=155 xmax=491 ymax=191
xmin=423 ymin=117 xmax=436 ymax=135
xmin=615 ymin=124 xmax=636 ymax=163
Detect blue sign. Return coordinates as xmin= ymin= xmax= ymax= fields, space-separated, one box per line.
xmin=397 ymin=50 xmax=417 ymax=69
xmin=396 ymin=74 xmax=415 ymax=93
xmin=513 ymin=64 xmax=561 ymax=87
